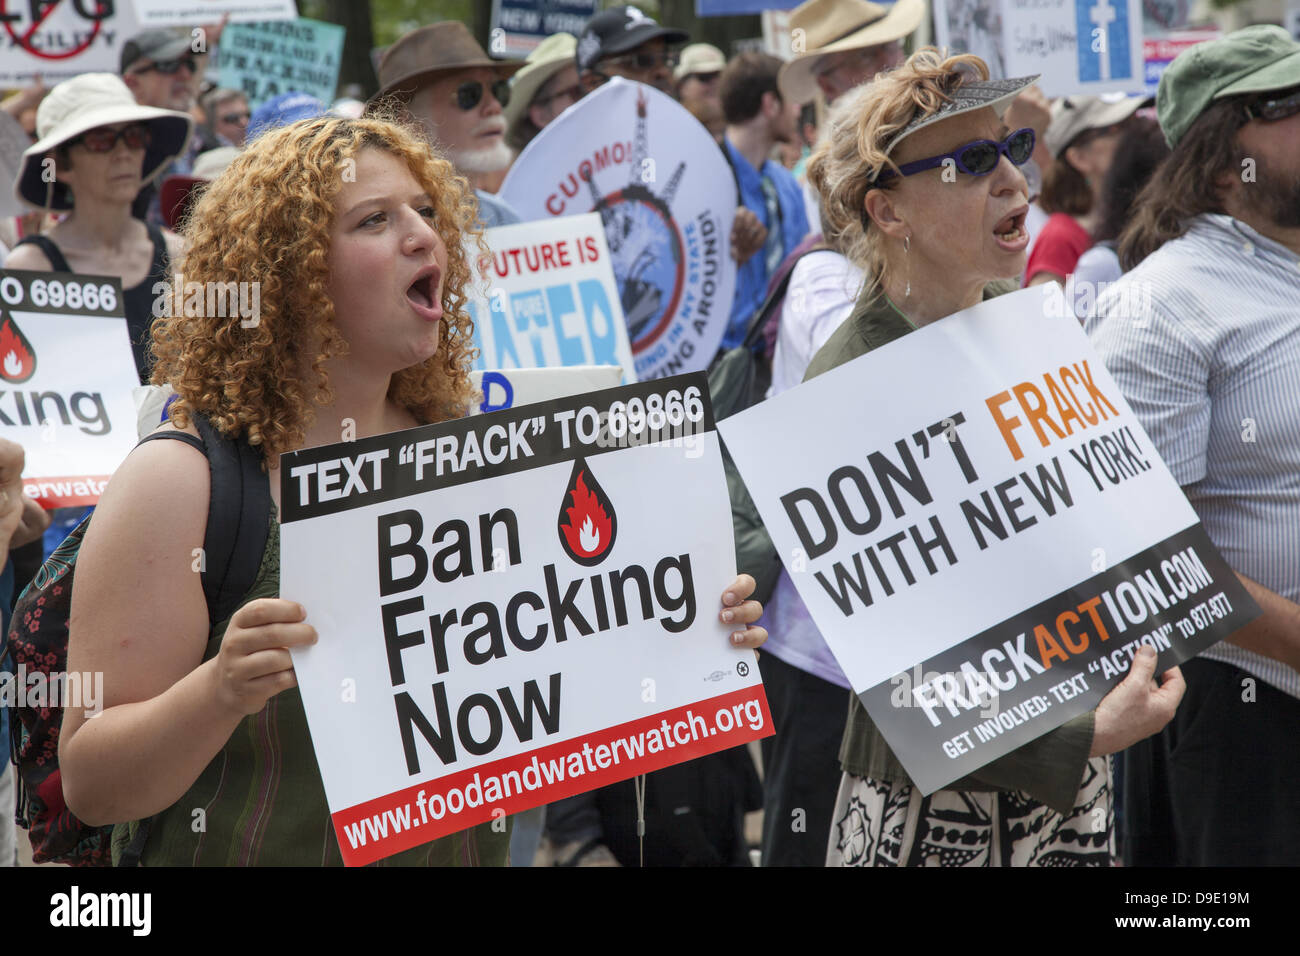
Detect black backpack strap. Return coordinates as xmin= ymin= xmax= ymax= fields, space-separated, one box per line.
xmin=131 ymin=421 xmax=270 ymax=627
xmin=193 ymin=416 xmax=271 ymax=627
xmin=136 ymin=430 xmax=205 ymax=454
xmin=740 ymin=240 xmax=830 ymax=352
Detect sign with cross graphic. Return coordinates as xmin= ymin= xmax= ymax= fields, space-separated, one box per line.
xmin=936 ymin=0 xmax=1145 ymax=95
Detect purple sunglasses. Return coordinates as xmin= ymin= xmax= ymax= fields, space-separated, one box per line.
xmin=873 ymin=127 xmax=1036 ymax=184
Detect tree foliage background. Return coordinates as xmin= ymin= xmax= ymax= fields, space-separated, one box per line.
xmin=299 ymin=0 xmax=760 ymax=99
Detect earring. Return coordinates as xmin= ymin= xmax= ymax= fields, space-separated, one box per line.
xmin=903 ymin=234 xmax=911 ymax=300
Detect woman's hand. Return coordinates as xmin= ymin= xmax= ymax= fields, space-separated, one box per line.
xmin=10 ymin=494 xmax=50 ymax=549
xmin=719 ymin=573 xmax=766 ymax=649
xmin=1089 ymin=646 xmax=1185 ymax=757
xmin=208 ymin=598 xmax=317 ymax=717
xmin=0 ymin=438 xmax=26 ymax=554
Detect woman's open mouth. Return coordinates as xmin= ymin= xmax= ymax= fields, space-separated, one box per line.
xmin=405 ymin=266 xmax=442 ymax=320
xmin=993 ymin=207 xmax=1030 ymax=250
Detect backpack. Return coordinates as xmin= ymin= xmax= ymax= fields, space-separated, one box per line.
xmin=5 ymin=414 xmax=270 ymax=866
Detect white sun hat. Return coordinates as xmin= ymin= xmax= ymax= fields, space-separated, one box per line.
xmin=15 ymin=72 xmax=193 ymax=211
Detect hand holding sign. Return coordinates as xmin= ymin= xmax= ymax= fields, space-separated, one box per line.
xmin=0 ymin=436 xmax=25 ymax=552
xmin=721 ymin=573 xmax=767 ymax=648
xmin=209 ymin=599 xmax=318 ymax=718
xmin=1088 ymin=645 xmax=1184 ymax=756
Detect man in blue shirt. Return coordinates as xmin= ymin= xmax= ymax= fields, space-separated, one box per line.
xmin=719 ymin=53 xmax=811 ymax=350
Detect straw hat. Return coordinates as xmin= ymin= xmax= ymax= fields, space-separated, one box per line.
xmin=15 ymin=72 xmax=192 ymax=211
xmin=373 ymin=22 xmax=523 ymax=104
xmin=503 ymin=33 xmax=577 ymax=145
xmin=778 ymin=0 xmax=927 ymax=104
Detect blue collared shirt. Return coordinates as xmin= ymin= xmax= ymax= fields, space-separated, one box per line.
xmin=475 ymin=189 xmax=522 ymax=229
xmin=721 ymin=136 xmax=810 ymax=350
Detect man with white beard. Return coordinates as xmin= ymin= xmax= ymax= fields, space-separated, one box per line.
xmin=372 ymin=23 xmax=524 ymax=227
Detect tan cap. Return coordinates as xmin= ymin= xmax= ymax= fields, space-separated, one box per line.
xmin=778 ymin=0 xmax=927 ymax=104
xmin=674 ymin=43 xmax=725 ymax=82
xmin=1045 ymin=93 xmax=1151 ymax=157
xmin=504 ymin=33 xmax=577 ymax=145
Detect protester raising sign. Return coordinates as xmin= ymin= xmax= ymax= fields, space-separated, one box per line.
xmin=130 ymin=0 xmax=298 ymax=27
xmin=500 ymin=79 xmax=736 ymax=382
xmin=280 ymin=372 xmax=770 ymax=865
xmin=0 ymin=270 xmax=138 ymax=507
xmin=216 ymin=16 xmax=344 ymax=108
xmin=934 ymin=0 xmax=1146 ymax=95
xmin=717 ymin=286 xmax=1257 ymax=795
xmin=470 ymin=214 xmax=636 ymax=383
xmin=0 ymin=1 xmax=134 ymax=85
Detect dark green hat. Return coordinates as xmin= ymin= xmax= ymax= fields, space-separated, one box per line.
xmin=1157 ymin=25 xmax=1300 ymax=148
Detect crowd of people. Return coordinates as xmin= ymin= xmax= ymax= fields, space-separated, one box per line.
xmin=0 ymin=0 xmax=1296 ymax=869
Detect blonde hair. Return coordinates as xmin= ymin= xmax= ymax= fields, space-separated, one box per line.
xmin=806 ymin=47 xmax=988 ymax=299
xmin=150 ymin=114 xmax=482 ymax=464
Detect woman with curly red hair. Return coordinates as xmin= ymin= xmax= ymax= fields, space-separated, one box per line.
xmin=56 ymin=115 xmax=767 ymax=866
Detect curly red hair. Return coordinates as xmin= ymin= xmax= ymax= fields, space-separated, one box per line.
xmin=149 ymin=114 xmax=483 ymax=463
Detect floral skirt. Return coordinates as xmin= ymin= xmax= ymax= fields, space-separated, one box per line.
xmin=826 ymin=757 xmax=1114 ymax=867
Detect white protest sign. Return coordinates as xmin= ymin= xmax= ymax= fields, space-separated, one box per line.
xmin=470 ymin=365 xmax=623 ymax=416
xmin=0 ymin=270 xmax=139 ymax=507
xmin=717 ymin=286 xmax=1257 ymax=794
xmin=280 ymin=372 xmax=770 ymax=865
xmin=471 ymin=214 xmax=636 ymax=383
xmin=129 ymin=0 xmax=297 ymax=27
xmin=934 ymin=0 xmax=1145 ymax=95
xmin=499 ymin=79 xmax=736 ymax=381
xmin=0 ymin=1 xmax=139 ymax=85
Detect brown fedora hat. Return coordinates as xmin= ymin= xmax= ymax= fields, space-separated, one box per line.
xmin=374 ymin=22 xmax=524 ymax=103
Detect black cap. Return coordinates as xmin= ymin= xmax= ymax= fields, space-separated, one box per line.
xmin=120 ymin=28 xmax=193 ymax=74
xmin=576 ymin=5 xmax=689 ymax=74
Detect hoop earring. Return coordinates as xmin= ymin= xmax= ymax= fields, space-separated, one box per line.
xmin=903 ymin=234 xmax=911 ymax=300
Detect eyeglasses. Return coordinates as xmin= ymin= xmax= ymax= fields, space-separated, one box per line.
xmin=536 ymin=84 xmax=581 ymax=108
xmin=456 ymin=79 xmax=511 ymax=111
xmin=219 ymin=110 xmax=251 ymax=125
xmin=1243 ymin=88 xmax=1300 ymax=123
xmin=131 ymin=57 xmax=199 ymax=76
xmin=874 ymin=127 xmax=1036 ymax=184
xmin=605 ymin=49 xmax=680 ymax=72
xmin=69 ymin=123 xmax=152 ymax=153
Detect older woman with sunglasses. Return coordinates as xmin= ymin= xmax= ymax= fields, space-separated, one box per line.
xmin=10 ymin=73 xmax=192 ymax=384
xmin=802 ymin=48 xmax=1184 ymax=867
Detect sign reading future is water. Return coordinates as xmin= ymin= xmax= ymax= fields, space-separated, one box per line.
xmin=500 ymin=79 xmax=737 ymax=382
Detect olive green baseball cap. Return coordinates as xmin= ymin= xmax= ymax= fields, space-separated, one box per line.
xmin=1157 ymin=25 xmax=1300 ymax=148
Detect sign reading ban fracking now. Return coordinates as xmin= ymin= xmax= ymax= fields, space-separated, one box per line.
xmin=280 ymin=371 xmax=771 ymax=865
xmin=717 ymin=286 xmax=1258 ymax=795
xmin=0 ymin=269 xmax=138 ymax=506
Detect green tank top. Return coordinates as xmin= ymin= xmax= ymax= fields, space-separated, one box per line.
xmin=112 ymin=503 xmax=511 ymax=866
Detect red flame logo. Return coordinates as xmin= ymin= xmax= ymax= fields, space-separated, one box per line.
xmin=558 ymin=457 xmax=617 ymax=566
xmin=0 ymin=313 xmax=35 ymax=384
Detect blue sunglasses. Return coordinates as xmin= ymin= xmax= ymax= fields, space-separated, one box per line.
xmin=874 ymin=127 xmax=1036 ymax=184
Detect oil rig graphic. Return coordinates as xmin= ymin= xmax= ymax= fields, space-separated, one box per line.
xmin=584 ymin=87 xmax=688 ymax=344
